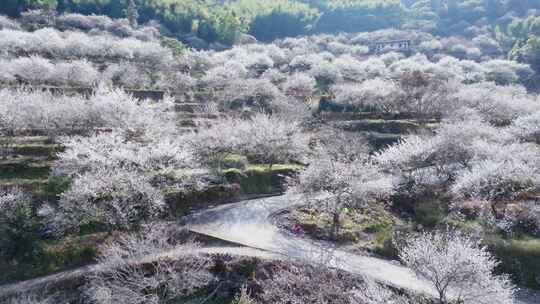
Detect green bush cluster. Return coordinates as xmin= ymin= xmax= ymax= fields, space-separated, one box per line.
xmin=487 ymin=235 xmax=540 ymax=290
xmin=0 ymin=0 xmax=403 ymax=44
xmin=229 ymin=0 xmax=320 ymax=41
xmin=0 ymin=238 xmax=97 ymax=284
xmin=2 ymin=0 xmax=56 ymax=16
xmin=160 ymin=36 xmax=186 ymax=57
xmin=312 ymin=0 xmax=404 ymax=33
xmin=507 ymin=16 xmax=540 ymax=72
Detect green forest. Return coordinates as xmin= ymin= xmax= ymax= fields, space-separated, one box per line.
xmin=3 ymin=0 xmax=540 ymax=70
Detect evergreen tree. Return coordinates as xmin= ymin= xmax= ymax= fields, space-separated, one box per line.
xmin=124 ymin=0 xmax=139 ymax=27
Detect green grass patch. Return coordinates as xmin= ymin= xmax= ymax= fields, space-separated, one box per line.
xmin=9 ymin=143 xmax=61 ymax=158
xmin=0 ymin=235 xmax=99 ymax=285
xmin=290 ymin=204 xmax=401 ymax=252
xmin=37 ymin=176 xmax=72 ymax=202
xmin=0 ymin=164 xmax=50 ymax=180
xmin=224 ymin=164 xmax=302 ymax=194
xmin=222 ymin=154 xmax=249 ymax=170
xmin=413 ymin=200 xmax=445 ymax=228
xmin=164 ymin=184 xmax=241 ymax=217
xmin=246 ymin=164 xmax=304 ymax=172
xmin=373 ymin=226 xmax=398 ymax=258
xmin=486 ymin=236 xmax=540 ymax=290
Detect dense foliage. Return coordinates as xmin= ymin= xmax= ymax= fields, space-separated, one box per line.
xmin=1 ymin=0 xmax=540 ymax=302
xmin=2 ymin=0 xmax=539 ymax=56
xmin=400 ymin=229 xmax=515 ymax=304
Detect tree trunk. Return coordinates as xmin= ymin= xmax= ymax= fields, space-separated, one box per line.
xmin=438 ymin=290 xmax=447 ymax=304
xmin=332 ymin=212 xmax=340 ymax=240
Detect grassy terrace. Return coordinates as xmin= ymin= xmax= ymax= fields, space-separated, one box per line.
xmin=224 ymin=164 xmax=303 ymax=194
xmin=0 ymin=157 xmax=303 ymax=284
xmin=165 ymin=164 xmax=303 ymax=217
xmin=0 ymin=137 xmax=60 ymax=191
xmin=488 ymin=236 xmax=540 ymax=288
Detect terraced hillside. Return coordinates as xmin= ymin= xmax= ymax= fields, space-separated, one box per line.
xmin=1 ymin=7 xmax=540 ymax=304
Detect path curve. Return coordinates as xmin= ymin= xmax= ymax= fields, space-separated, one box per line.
xmin=186 ymin=194 xmax=437 ymax=296
xmin=1 ymin=194 xmax=538 ymax=303
xmin=186 ymin=194 xmax=540 ymax=304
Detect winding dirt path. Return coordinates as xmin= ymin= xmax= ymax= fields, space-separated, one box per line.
xmin=1 ymin=194 xmax=538 ymax=303
xmin=186 ymin=194 xmax=438 ymax=296
xmin=186 ymin=194 xmax=540 ymax=304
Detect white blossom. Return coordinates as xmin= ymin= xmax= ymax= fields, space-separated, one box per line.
xmin=52 ymin=168 xmax=165 ymax=234
xmin=399 ymin=229 xmax=515 ymax=304
xmin=85 ymin=224 xmax=214 ymax=304
xmin=282 ymin=73 xmax=317 ymax=100
xmin=55 ymin=131 xmax=193 ymax=176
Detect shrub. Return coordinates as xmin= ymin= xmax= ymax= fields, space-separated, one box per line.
xmin=449 ymin=82 xmax=540 ymax=124
xmin=232 ymin=285 xmax=255 ymax=304
xmin=157 ymin=71 xmax=197 ymax=92
xmin=452 ymin=159 xmax=540 ymax=202
xmin=282 ymin=73 xmax=317 ymax=100
xmin=0 ymin=56 xmax=103 ymax=87
xmin=289 ymin=53 xmax=327 ymax=72
xmin=0 ymin=87 xmax=176 ymax=138
xmin=85 ymin=224 xmax=214 ymax=304
xmin=481 ymin=59 xmax=534 ymax=85
xmin=0 ymin=188 xmax=42 ymax=263
xmin=160 ymin=37 xmax=185 ymax=56
xmin=309 ymin=60 xmax=342 ymax=86
xmin=52 ymin=59 xmax=100 ymax=86
xmin=103 ymin=62 xmax=152 ymax=88
xmin=55 ymin=132 xmax=193 ymax=177
xmin=376 ymin=118 xmax=502 ymax=194
xmin=188 ymin=113 xmax=309 ymax=171
xmin=332 ymin=78 xmax=401 ymax=111
xmin=0 ymin=28 xmax=173 ymax=64
xmin=292 ymin=147 xmax=394 ymax=239
xmin=260 ymin=68 xmax=288 ymax=84
xmin=52 ymin=168 xmax=165 ymax=234
xmin=200 ymin=61 xmax=248 ymax=89
xmin=217 ymin=78 xmax=286 ymax=113
xmin=55 ymin=13 xmax=159 ymax=41
xmin=508 ymin=110 xmax=540 ymax=144
xmin=333 ymin=55 xmax=368 ymax=81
